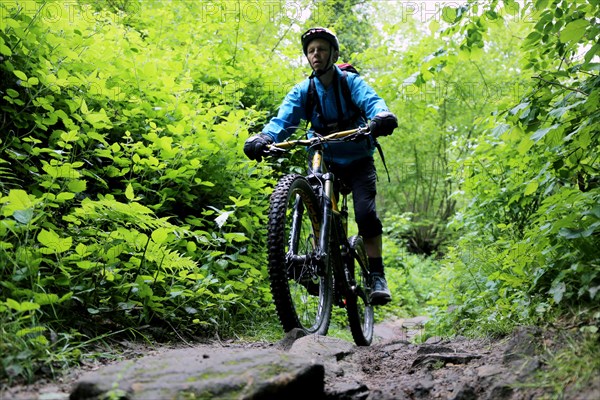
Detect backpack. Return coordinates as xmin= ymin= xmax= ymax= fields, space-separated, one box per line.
xmin=304 ymin=63 xmax=366 ymax=132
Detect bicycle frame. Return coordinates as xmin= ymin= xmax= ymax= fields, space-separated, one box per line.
xmin=274 ymin=127 xmax=369 ymax=290
xmin=267 ymin=125 xmax=375 ymax=344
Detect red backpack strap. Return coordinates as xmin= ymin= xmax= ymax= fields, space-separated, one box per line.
xmin=338 ymin=63 xmax=360 ymax=75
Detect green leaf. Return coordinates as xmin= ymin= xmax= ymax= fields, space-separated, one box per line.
xmin=151 ymin=227 xmax=170 ymax=244
xmin=16 ymin=326 xmax=46 ymax=337
xmin=0 ymin=43 xmax=12 ymax=56
xmin=75 ymin=243 xmax=88 ymax=256
xmin=224 ymin=232 xmax=248 ymax=243
xmin=584 ymin=43 xmax=600 ymax=64
xmin=509 ymin=102 xmax=529 ymax=116
xmin=38 ymin=229 xmax=73 ymax=253
xmin=33 ymin=293 xmax=60 ymax=305
xmin=429 ymin=19 xmax=440 ymax=35
xmin=80 ymin=99 xmax=89 ymax=114
xmin=13 ymin=70 xmax=27 ymax=81
xmin=42 ymin=163 xmax=81 ymax=179
xmin=6 ymin=298 xmax=40 ymax=312
xmin=442 ymin=6 xmax=457 ymax=23
xmin=517 ymin=137 xmax=534 ymax=154
xmin=76 ymin=261 xmax=97 ymax=270
xmin=524 ymin=31 xmax=541 ymax=47
xmin=3 ymin=190 xmax=35 ymax=216
xmin=134 ymin=277 xmax=153 ymax=299
xmin=524 ymin=181 xmax=539 ymax=196
xmin=560 ymin=19 xmax=589 ymax=43
xmin=186 ymin=241 xmax=197 ymax=252
xmin=57 ymin=192 xmax=75 ymax=202
xmin=531 ymin=124 xmax=560 ymax=142
xmin=68 ymin=179 xmax=87 ymax=193
xmin=125 ymin=183 xmax=135 ymax=200
xmin=85 ymin=110 xmax=112 ymax=128
xmin=13 ymin=209 xmax=34 ymax=224
xmin=492 ymin=123 xmax=510 ymax=137
xmin=558 ymin=222 xmax=600 ymax=239
xmin=6 ymin=88 xmax=19 ymax=98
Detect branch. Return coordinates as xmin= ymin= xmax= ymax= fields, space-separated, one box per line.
xmin=270 ymin=21 xmax=294 ymax=55
xmin=532 ymin=75 xmax=588 ymax=96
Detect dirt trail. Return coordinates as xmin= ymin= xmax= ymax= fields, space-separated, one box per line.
xmin=2 ymin=317 xmax=598 ymax=399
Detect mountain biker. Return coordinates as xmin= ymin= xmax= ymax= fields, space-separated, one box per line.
xmin=243 ymin=27 xmax=398 ymax=306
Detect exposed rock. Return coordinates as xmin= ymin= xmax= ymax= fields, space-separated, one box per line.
xmin=274 ymin=327 xmax=306 ymax=351
xmin=70 ymin=347 xmax=324 ymax=400
xmin=289 ymin=334 xmax=355 ymax=361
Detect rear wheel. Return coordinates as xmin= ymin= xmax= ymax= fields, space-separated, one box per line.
xmin=345 ymin=235 xmax=374 ymax=346
xmin=267 ymin=174 xmax=333 ymax=335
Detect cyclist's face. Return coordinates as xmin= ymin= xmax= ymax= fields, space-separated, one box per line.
xmin=306 ymin=39 xmax=337 ymax=70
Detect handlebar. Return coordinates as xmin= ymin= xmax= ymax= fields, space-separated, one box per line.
xmin=267 ymin=126 xmax=371 ymax=153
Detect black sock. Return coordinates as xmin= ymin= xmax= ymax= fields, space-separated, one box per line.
xmin=369 ymin=257 xmax=384 ymax=275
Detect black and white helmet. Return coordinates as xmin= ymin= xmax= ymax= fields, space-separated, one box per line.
xmin=301 ymin=27 xmax=339 ymax=55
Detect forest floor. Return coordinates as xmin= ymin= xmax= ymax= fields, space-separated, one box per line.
xmin=2 ymin=317 xmax=599 ymax=399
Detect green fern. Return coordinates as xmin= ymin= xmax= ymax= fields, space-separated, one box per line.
xmin=0 ymin=158 xmax=22 ymax=194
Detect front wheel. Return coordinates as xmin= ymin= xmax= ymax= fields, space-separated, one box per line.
xmin=345 ymin=235 xmax=374 ymax=346
xmin=267 ymin=174 xmax=333 ymax=336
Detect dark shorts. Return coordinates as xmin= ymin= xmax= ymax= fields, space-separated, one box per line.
xmin=328 ymin=157 xmax=382 ymax=239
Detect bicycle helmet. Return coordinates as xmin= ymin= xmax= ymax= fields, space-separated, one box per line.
xmin=301 ymin=27 xmax=339 ymax=55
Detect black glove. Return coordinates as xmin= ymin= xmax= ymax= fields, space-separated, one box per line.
xmin=243 ymin=134 xmax=273 ymax=162
xmin=369 ymin=111 xmax=398 ymax=137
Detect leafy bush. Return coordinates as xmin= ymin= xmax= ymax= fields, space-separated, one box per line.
xmin=0 ymin=0 xmax=304 ymax=382
xmin=427 ymin=0 xmax=600 ymax=336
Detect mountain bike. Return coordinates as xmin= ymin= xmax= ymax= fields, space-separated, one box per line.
xmin=265 ymin=126 xmax=374 ymax=346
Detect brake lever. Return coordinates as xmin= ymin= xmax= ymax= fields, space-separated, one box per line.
xmin=265 ymin=145 xmax=287 ymax=157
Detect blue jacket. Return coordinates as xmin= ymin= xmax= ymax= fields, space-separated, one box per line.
xmin=262 ymin=65 xmax=390 ymax=165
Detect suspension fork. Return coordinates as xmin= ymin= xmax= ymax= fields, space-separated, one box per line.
xmin=337 ymin=194 xmax=356 ymax=290
xmin=288 ymin=195 xmax=304 ymax=254
xmin=315 ymin=171 xmax=335 ymax=273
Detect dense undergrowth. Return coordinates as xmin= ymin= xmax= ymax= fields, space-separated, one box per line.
xmin=424 ymin=0 xmax=600 ymax=338
xmin=0 ymin=0 xmax=290 ymax=382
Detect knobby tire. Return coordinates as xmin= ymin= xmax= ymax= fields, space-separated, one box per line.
xmin=267 ymin=174 xmax=333 ymax=335
xmin=345 ymin=235 xmax=374 ymax=346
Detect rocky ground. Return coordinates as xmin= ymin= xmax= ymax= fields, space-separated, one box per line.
xmin=2 ymin=317 xmax=598 ymax=399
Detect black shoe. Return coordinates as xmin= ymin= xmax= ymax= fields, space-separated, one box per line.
xmin=370 ymin=273 xmax=392 ymax=306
